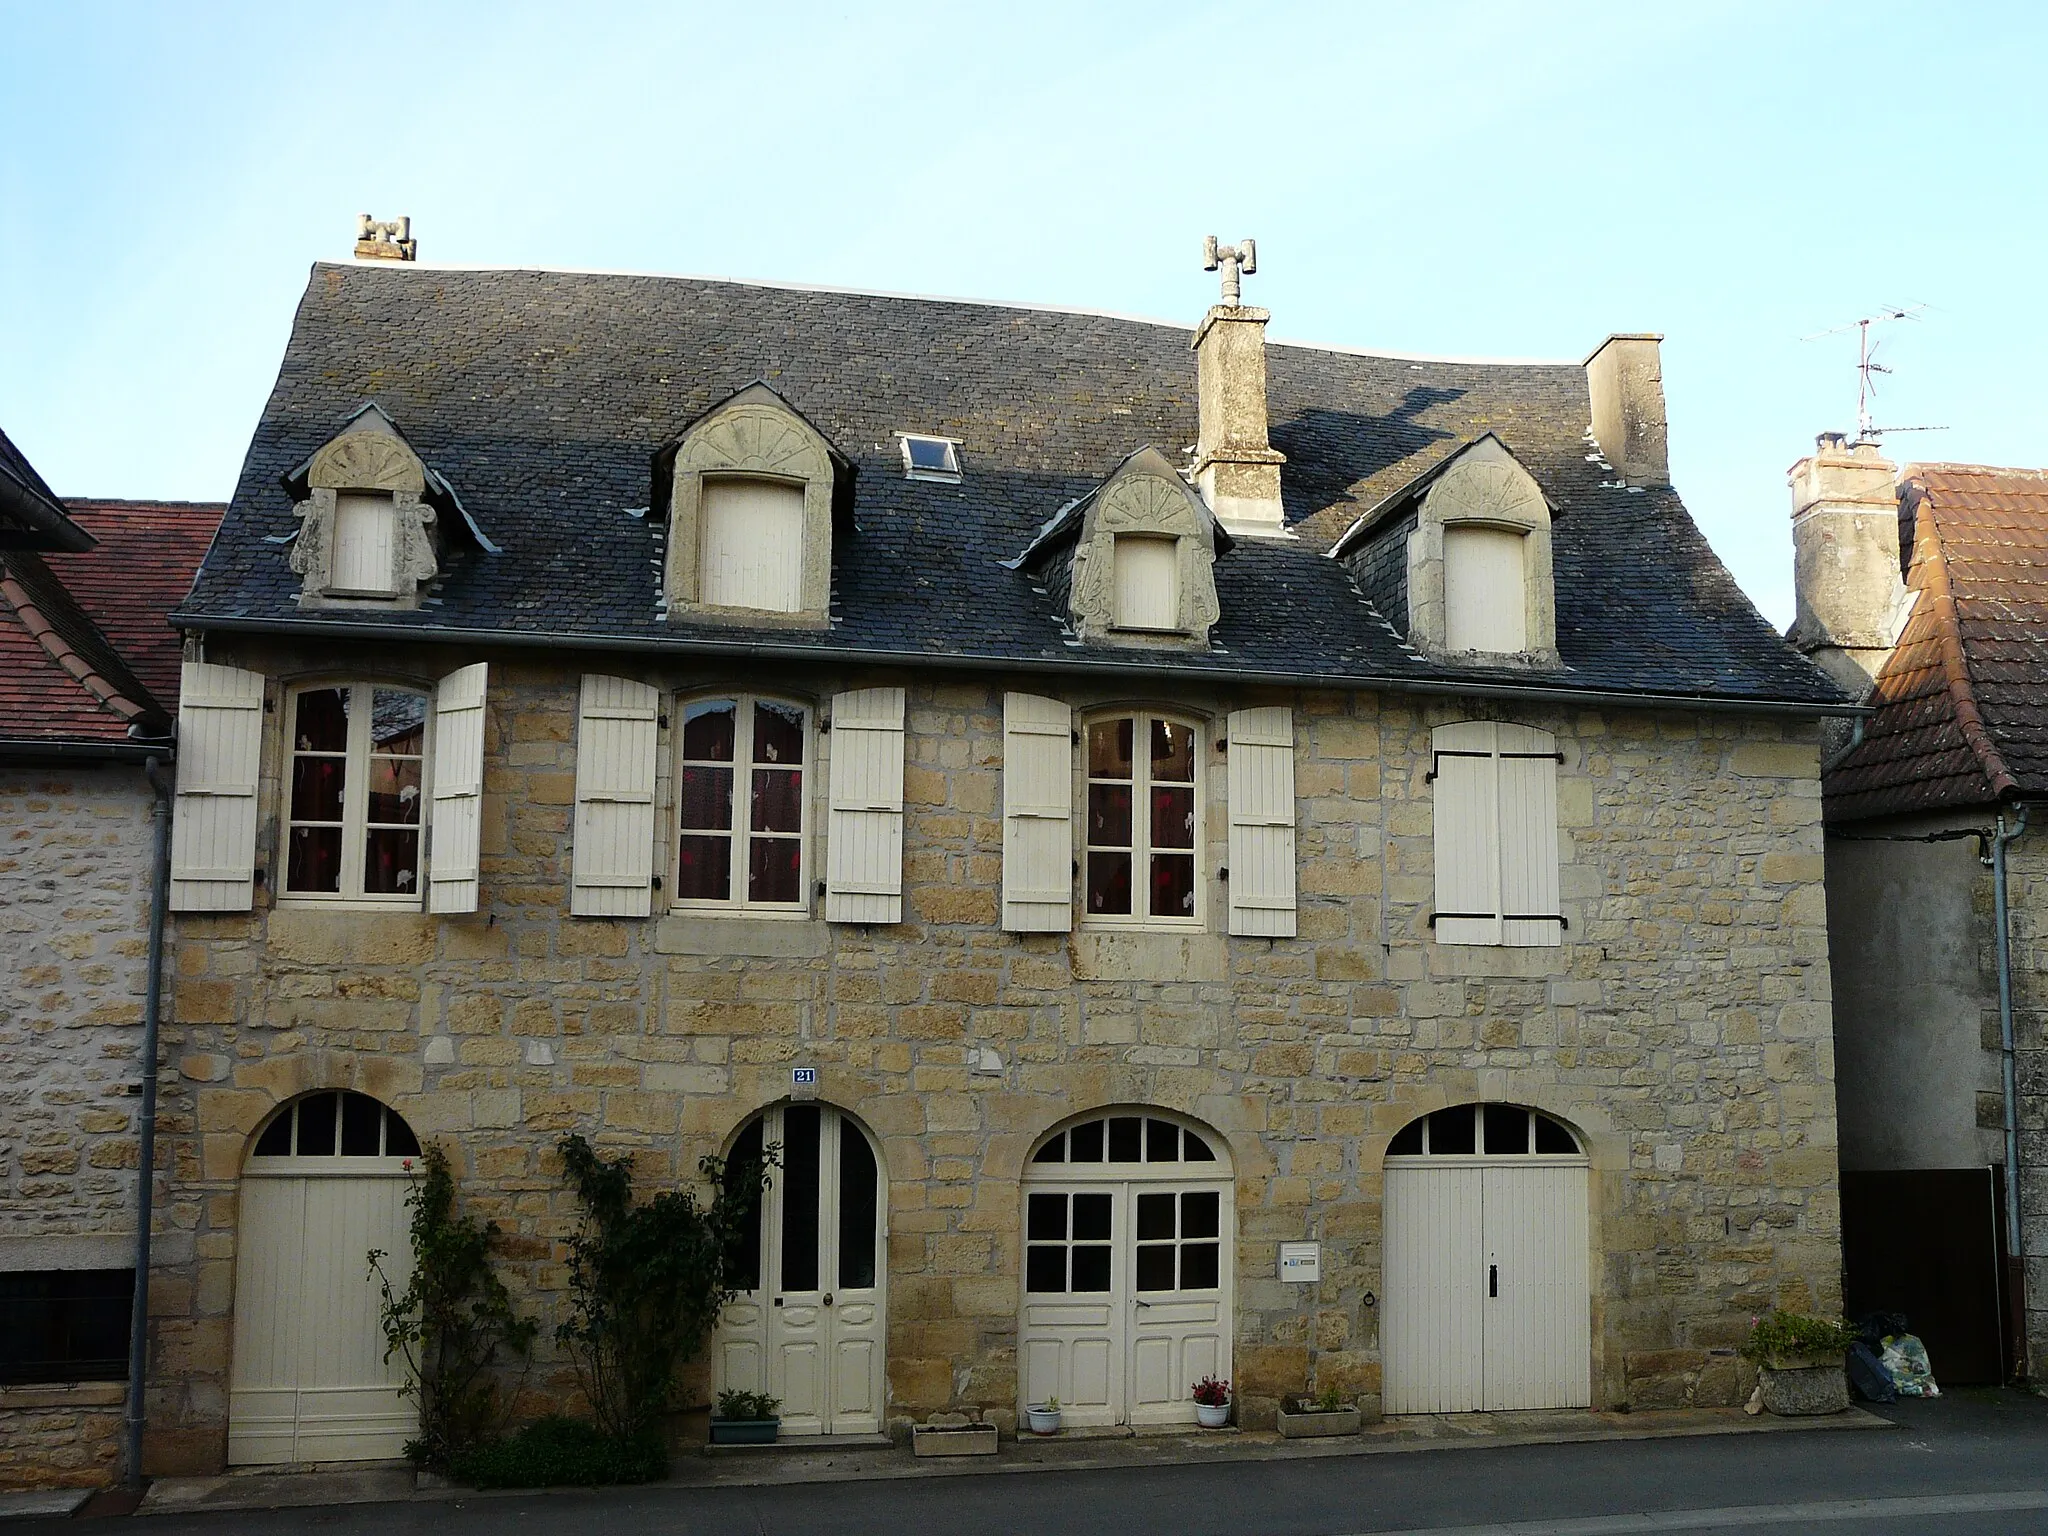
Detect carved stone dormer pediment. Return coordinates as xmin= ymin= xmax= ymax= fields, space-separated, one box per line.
xmin=1010 ymin=447 xmax=1231 ymax=650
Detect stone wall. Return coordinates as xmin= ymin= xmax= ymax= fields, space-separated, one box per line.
xmin=0 ymin=1385 xmax=125 ymax=1490
xmin=2003 ymin=837 xmax=2048 ymax=1376
xmin=149 ymin=642 xmax=1840 ymax=1468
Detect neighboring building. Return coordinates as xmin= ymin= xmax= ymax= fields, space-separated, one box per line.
xmin=1791 ymin=436 xmax=2047 ymax=1385
xmin=0 ymin=425 xmax=224 ymax=1488
xmin=146 ymin=248 xmax=1850 ymax=1475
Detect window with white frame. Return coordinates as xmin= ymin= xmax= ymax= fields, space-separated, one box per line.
xmin=675 ymin=695 xmax=809 ymax=909
xmin=1084 ymin=713 xmax=1200 ymax=924
xmin=699 ymin=478 xmax=805 ymax=612
xmin=1442 ymin=525 xmax=1529 ymax=653
xmin=284 ymin=683 xmax=428 ymax=901
xmin=1429 ymin=720 xmax=1562 ymax=947
xmin=1113 ymin=534 xmax=1179 ymax=631
xmin=898 ymin=434 xmax=962 ymax=482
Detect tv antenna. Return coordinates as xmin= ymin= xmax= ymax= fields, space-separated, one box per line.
xmin=1801 ymin=303 xmax=1946 ymax=443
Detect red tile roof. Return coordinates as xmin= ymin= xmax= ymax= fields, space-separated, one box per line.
xmin=44 ymin=501 xmax=225 ymax=706
xmin=1826 ymin=463 xmax=2048 ymax=820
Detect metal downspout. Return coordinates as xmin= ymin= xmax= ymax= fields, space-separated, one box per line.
xmin=124 ymin=758 xmax=173 ymax=1488
xmin=1993 ymin=803 xmax=2031 ymax=1381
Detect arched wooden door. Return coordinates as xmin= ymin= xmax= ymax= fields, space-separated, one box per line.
xmin=230 ymin=1091 xmax=422 ymax=1464
xmin=712 ymin=1103 xmax=886 ymax=1436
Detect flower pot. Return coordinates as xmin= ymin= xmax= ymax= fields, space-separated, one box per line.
xmin=1194 ymin=1400 xmax=1231 ymax=1428
xmin=1276 ymin=1401 xmax=1362 ymax=1438
xmin=1758 ymin=1362 xmax=1849 ymax=1416
xmin=1025 ymin=1405 xmax=1063 ymax=1435
xmin=708 ymin=1416 xmax=780 ymax=1445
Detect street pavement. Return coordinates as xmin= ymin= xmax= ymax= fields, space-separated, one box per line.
xmin=24 ymin=1389 xmax=2048 ymax=1534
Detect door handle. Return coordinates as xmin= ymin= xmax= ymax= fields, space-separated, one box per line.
xmin=1134 ymin=1297 xmax=1153 ymax=1308
xmin=1489 ymin=1265 xmax=1498 ymax=1299
xmin=823 ymin=1293 xmax=834 ymax=1307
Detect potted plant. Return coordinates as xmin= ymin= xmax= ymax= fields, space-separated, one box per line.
xmin=1191 ymin=1375 xmax=1232 ymax=1429
xmin=708 ymin=1388 xmax=781 ymax=1445
xmin=1739 ymin=1311 xmax=1856 ymax=1417
xmin=1276 ymin=1383 xmax=1362 ymax=1439
xmin=1025 ymin=1395 xmax=1062 ymax=1435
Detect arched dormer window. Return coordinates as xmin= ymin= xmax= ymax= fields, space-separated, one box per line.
xmin=660 ymin=384 xmax=849 ymax=628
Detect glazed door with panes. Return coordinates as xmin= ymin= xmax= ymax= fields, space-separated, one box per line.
xmin=712 ymin=1104 xmax=884 ymax=1436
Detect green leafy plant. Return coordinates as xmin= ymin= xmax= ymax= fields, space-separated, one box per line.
xmin=1191 ymin=1375 xmax=1231 ymax=1407
xmin=713 ymin=1388 xmax=781 ymax=1422
xmin=369 ymin=1145 xmax=536 ymax=1470
xmin=1293 ymin=1384 xmax=1349 ymax=1413
xmin=1739 ymin=1310 xmax=1859 ymax=1365
xmin=554 ymin=1132 xmax=775 ymax=1447
xmin=452 ymin=1415 xmax=667 ymax=1488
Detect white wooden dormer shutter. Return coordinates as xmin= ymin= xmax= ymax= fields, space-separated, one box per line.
xmin=427 ymin=663 xmax=488 ymax=914
xmin=1226 ymin=706 xmax=1297 ymax=937
xmin=1430 ymin=720 xmax=1561 ymax=948
xmin=825 ymin=686 xmax=906 ymax=924
xmin=570 ymin=674 xmax=660 ymax=917
xmin=169 ymin=660 xmax=265 ymax=912
xmin=1002 ymin=692 xmax=1073 ymax=933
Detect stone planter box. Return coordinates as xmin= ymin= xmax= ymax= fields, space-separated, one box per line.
xmin=1759 ymin=1361 xmax=1849 ymax=1416
xmin=1277 ymin=1402 xmax=1362 ymax=1438
xmin=709 ymin=1417 xmax=780 ymax=1445
xmin=911 ymin=1422 xmax=999 ymax=1457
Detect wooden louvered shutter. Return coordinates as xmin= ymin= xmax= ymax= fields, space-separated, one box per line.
xmin=427 ymin=664 xmax=488 ymax=914
xmin=825 ymin=687 xmax=906 ymax=924
xmin=570 ymin=675 xmax=660 ymax=917
xmin=169 ymin=661 xmax=265 ymax=912
xmin=1226 ymin=706 xmax=1297 ymax=937
xmin=1431 ymin=721 xmax=1501 ymax=945
xmin=1496 ymin=723 xmax=1561 ymax=948
xmin=1001 ymin=692 xmax=1073 ymax=932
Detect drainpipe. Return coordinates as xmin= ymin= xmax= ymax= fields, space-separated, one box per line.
xmin=124 ymin=757 xmax=173 ymax=1489
xmin=1992 ymin=803 xmax=2031 ymax=1381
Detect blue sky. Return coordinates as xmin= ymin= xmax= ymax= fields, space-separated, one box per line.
xmin=4 ymin=0 xmax=2043 ymax=624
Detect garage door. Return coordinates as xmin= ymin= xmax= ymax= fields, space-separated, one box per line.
xmin=1383 ymin=1103 xmax=1590 ymax=1414
xmin=230 ymin=1091 xmax=421 ymax=1464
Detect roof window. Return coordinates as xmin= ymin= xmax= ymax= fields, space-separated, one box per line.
xmin=899 ymin=434 xmax=962 ymax=483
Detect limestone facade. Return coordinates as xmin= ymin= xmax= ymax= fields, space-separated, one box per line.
xmin=141 ymin=636 xmax=1841 ymax=1470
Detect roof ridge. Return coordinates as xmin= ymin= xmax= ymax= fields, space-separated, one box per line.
xmin=1916 ymin=493 xmax=2020 ymax=800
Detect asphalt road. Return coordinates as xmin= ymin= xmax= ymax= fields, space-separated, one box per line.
xmin=35 ymin=1390 xmax=2048 ymax=1535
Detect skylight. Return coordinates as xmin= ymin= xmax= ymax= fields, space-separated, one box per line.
xmin=899 ymin=434 xmax=962 ymax=482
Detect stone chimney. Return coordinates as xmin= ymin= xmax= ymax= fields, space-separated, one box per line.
xmin=1787 ymin=432 xmax=1904 ymax=694
xmin=1191 ymin=238 xmax=1288 ymax=538
xmin=1583 ymin=334 xmax=1669 ymax=487
xmin=354 ymin=215 xmax=417 ymax=262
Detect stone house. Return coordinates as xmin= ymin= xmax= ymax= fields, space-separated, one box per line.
xmin=144 ymin=246 xmax=1851 ymax=1475
xmin=0 ymin=426 xmax=223 ymax=1488
xmin=1790 ymin=437 xmax=2048 ymax=1384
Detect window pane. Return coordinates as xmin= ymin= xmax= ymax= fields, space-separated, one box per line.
xmin=1183 ymin=1132 xmax=1216 ymax=1162
xmin=1026 ymin=1246 xmax=1067 ymax=1294
xmin=295 ymin=1093 xmax=336 ymax=1156
xmin=1088 ymin=718 xmax=1133 ymax=779
xmin=1181 ymin=1242 xmax=1220 ymax=1290
xmin=293 ymin=687 xmax=349 ymax=753
xmin=362 ymin=828 xmax=420 ymax=895
xmin=290 ymin=757 xmax=345 ymax=823
xmin=837 ymin=1120 xmax=878 ymax=1290
xmin=287 ymin=826 xmax=342 ymax=893
xmin=1107 ymin=1117 xmax=1142 ymax=1162
xmin=1028 ymin=1192 xmax=1069 ymax=1241
xmin=680 ymin=765 xmax=734 ymax=831
xmin=1145 ymin=1120 xmax=1179 ymax=1162
xmin=1484 ymin=1104 xmax=1531 ymax=1154
xmin=366 ymin=757 xmax=422 ymax=826
xmin=1136 ymin=1192 xmax=1175 ymax=1242
xmin=1032 ymin=1134 xmax=1066 ymax=1164
xmin=677 ymin=834 xmax=733 ymax=900
xmin=1150 ymin=720 xmax=1195 ymax=782
xmin=385 ymin=1111 xmax=421 ymax=1158
xmin=1088 ymin=783 xmax=1132 ymax=847
xmin=1150 ymin=853 xmax=1195 ymax=918
xmin=1181 ymin=1191 xmax=1220 ymax=1240
xmin=1150 ymin=785 xmax=1195 ymax=850
xmin=0 ymin=1270 xmax=135 ymax=1384
xmin=1135 ymin=1245 xmax=1175 ymax=1292
xmin=1072 ymin=1192 xmax=1112 ymax=1242
xmin=748 ymin=836 xmax=802 ymax=904
xmin=1388 ymin=1119 xmax=1425 ymax=1157
xmin=751 ymin=768 xmax=803 ymax=834
xmin=340 ymin=1092 xmax=383 ymax=1156
xmin=1071 ymin=1245 xmax=1112 ymax=1292
xmin=905 ymin=437 xmax=954 ymax=472
xmin=370 ymin=690 xmax=426 ymax=755
xmin=1430 ymin=1104 xmax=1476 ymax=1155
xmin=722 ymin=1119 xmax=765 ymax=1292
xmin=682 ymin=699 xmax=737 ymax=761
xmin=253 ymin=1110 xmax=293 ymax=1158
xmin=753 ymin=701 xmax=806 ymax=765
xmin=1086 ymin=852 xmax=1132 ymax=915
xmin=1535 ymin=1113 xmax=1579 ymax=1154
xmin=780 ymin=1105 xmax=820 ymax=1293
xmin=1069 ymin=1120 xmax=1104 ymax=1162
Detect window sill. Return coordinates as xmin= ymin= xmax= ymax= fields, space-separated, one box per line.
xmin=0 ymin=1381 xmax=125 ymax=1409
xmin=273 ymin=897 xmax=424 ymax=913
xmin=1071 ymin=929 xmax=1226 ymax=983
xmin=654 ymin=913 xmax=828 ymax=958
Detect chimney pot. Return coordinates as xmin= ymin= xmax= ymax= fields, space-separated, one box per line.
xmin=354 ymin=215 xmax=418 ymax=263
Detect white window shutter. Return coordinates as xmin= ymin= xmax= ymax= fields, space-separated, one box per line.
xmin=701 ymin=479 xmax=804 ymax=612
xmin=1002 ymin=692 xmax=1073 ymax=932
xmin=568 ymin=675 xmax=660 ymax=918
xmin=1226 ymin=706 xmax=1296 ymax=937
xmin=1443 ymin=526 xmax=1528 ymax=653
xmin=825 ymin=687 xmax=906 ymax=924
xmin=1431 ymin=721 xmax=1501 ymax=945
xmin=427 ymin=663 xmax=488 ymax=914
xmin=1496 ymin=723 xmax=1561 ymax=947
xmin=169 ymin=661 xmax=265 ymax=912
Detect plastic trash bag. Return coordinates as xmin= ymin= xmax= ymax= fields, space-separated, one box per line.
xmin=1846 ymin=1339 xmax=1897 ymax=1403
xmin=1880 ymin=1334 xmax=1940 ymax=1397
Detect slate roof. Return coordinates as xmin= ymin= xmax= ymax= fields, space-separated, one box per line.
xmin=178 ymin=263 xmax=1844 ymax=711
xmin=0 ymin=425 xmax=94 ymax=552
xmin=1826 ymin=463 xmax=2048 ymax=819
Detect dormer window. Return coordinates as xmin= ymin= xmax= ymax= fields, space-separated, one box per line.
xmin=329 ymin=491 xmax=400 ymax=597
xmin=700 ymin=477 xmax=805 ymax=613
xmin=1114 ymin=534 xmax=1179 ymax=630
xmin=1443 ymin=525 xmax=1529 ymax=653
xmin=899 ymin=434 xmax=962 ymax=483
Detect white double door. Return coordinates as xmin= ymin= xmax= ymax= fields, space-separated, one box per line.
xmin=713 ymin=1104 xmax=885 ymax=1436
xmin=229 ymin=1173 xmax=415 ymax=1464
xmin=1018 ymin=1178 xmax=1232 ymax=1427
xmin=1383 ymin=1160 xmax=1590 ymax=1413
